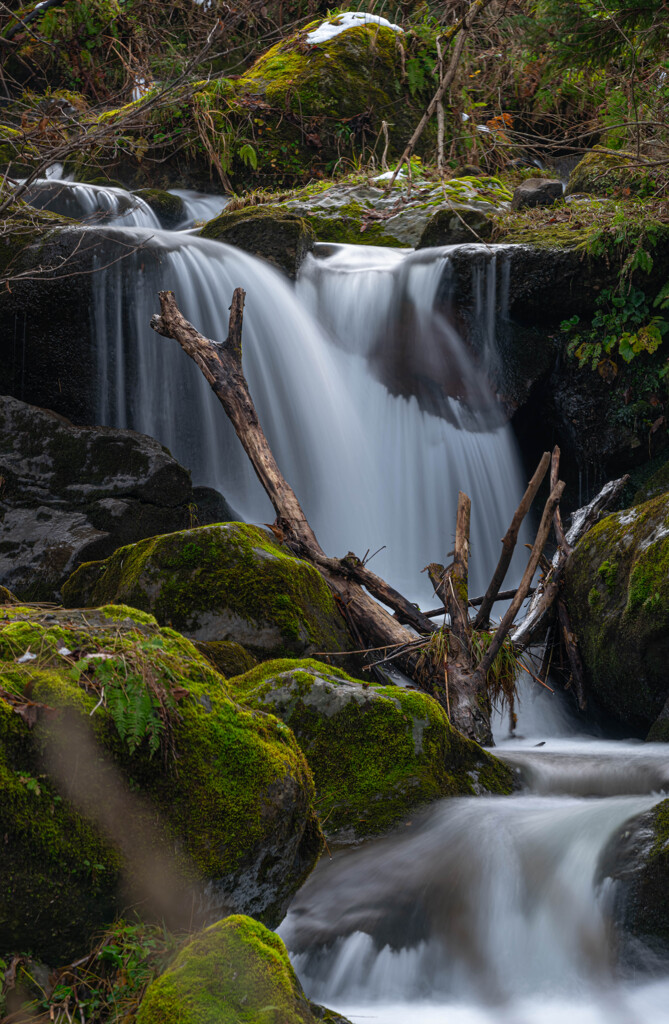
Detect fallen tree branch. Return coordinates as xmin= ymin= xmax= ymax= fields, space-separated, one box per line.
xmin=473 ymin=451 xmax=550 ymax=630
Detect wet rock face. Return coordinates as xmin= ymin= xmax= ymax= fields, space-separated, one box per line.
xmin=600 ymin=800 xmax=669 ymax=964
xmin=510 ymin=178 xmax=563 ymax=210
xmin=200 ymin=208 xmax=315 ymax=277
xmin=62 ymin=522 xmax=351 ymax=661
xmin=0 ymin=605 xmax=323 ymax=961
xmin=0 ymin=396 xmax=233 ymax=600
xmin=563 ymin=494 xmax=669 ymax=736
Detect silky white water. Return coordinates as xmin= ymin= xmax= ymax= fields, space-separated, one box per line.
xmin=279 ymin=681 xmax=669 ymax=1023
xmin=90 ymin=226 xmax=528 ymax=601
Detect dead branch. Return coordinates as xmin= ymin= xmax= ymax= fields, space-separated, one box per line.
xmin=473 ymin=451 xmax=550 ymax=630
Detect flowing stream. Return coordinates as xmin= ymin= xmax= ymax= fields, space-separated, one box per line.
xmin=279 ymin=685 xmax=669 ymax=1023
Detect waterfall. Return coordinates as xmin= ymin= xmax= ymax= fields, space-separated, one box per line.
xmin=90 ymin=227 xmax=529 ymax=603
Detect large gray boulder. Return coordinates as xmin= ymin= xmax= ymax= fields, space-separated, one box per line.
xmin=0 ymin=396 xmax=233 ymax=600
xmin=510 ymin=177 xmax=563 ymax=210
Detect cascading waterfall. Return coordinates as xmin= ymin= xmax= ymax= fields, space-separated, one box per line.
xmin=91 ymin=225 xmax=528 ymax=601
xmin=21 ymin=181 xmax=669 ymax=1023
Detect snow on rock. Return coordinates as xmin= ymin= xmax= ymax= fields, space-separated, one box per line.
xmin=305 ymin=12 xmax=403 ymax=45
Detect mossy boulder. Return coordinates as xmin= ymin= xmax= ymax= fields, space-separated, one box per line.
xmin=563 ymin=494 xmax=669 ymax=735
xmin=62 ymin=523 xmax=350 ymax=661
xmin=229 ymin=659 xmax=514 ymax=839
xmin=133 ymin=189 xmax=185 ymax=229
xmin=600 ymin=799 xmax=669 ymax=960
xmin=565 ymin=146 xmax=657 ymax=198
xmin=203 ymin=176 xmax=511 ymax=250
xmin=0 ymin=605 xmax=322 ymax=961
xmin=137 ymin=915 xmax=349 ymax=1024
xmin=200 ymin=207 xmax=315 ymax=277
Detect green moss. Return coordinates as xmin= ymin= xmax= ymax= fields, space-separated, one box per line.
xmin=597 ymin=560 xmax=619 ymax=592
xmin=137 ymin=915 xmax=339 ymax=1024
xmin=62 ymin=523 xmax=349 ymax=661
xmin=98 ymin=604 xmax=159 ymax=625
xmin=0 ymin=607 xmax=322 ymax=958
xmin=566 ymin=146 xmax=658 ymax=198
xmin=228 ymin=659 xmax=513 ymax=838
xmin=194 ymin=640 xmax=257 ymax=678
xmin=563 ymin=493 xmax=669 ymax=731
xmin=133 ymin=189 xmax=185 ymax=228
xmin=0 ymin=586 xmax=17 ymax=604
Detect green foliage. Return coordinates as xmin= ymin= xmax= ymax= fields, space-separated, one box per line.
xmin=38 ymin=918 xmax=181 ymax=1024
xmin=562 ymin=286 xmax=669 ymax=373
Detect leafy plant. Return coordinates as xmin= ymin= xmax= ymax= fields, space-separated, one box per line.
xmin=561 ymin=286 xmax=669 ymax=374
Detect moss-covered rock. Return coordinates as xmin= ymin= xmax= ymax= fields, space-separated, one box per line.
xmin=62 ymin=523 xmax=350 ymax=661
xmin=229 ymin=658 xmax=514 ymax=839
xmin=600 ymin=799 xmax=669 ymax=960
xmin=0 ymin=605 xmax=322 ymax=960
xmin=563 ymin=494 xmax=669 ymax=735
xmin=137 ymin=915 xmax=349 ymax=1024
xmin=133 ymin=189 xmax=185 ymax=229
xmin=201 ymin=207 xmax=315 ymax=277
xmin=202 ymin=176 xmax=511 ymax=250
xmin=0 ymin=585 xmax=17 ymax=603
xmin=565 ymin=146 xmax=657 ymax=198
xmin=196 ymin=639 xmax=257 ymax=678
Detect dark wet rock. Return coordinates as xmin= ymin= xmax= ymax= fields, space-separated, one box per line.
xmin=62 ymin=522 xmax=351 ymax=661
xmin=0 ymin=605 xmax=322 ymax=962
xmin=201 ymin=207 xmax=315 ymax=278
xmin=563 ymin=494 xmax=669 ymax=735
xmin=0 ymin=396 xmax=233 ymax=600
xmin=132 ymin=188 xmax=185 ymax=228
xmin=600 ymin=800 xmax=669 ymax=963
xmin=417 ymin=206 xmax=493 ymax=247
xmin=510 ymin=177 xmax=563 ymax=210
xmin=634 ymin=458 xmax=669 ymax=505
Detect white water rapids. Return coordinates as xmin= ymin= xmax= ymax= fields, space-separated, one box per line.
xmin=280 ymin=684 xmax=669 ymax=1023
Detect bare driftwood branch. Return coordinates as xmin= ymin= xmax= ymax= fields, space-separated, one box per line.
xmin=473 ymin=451 xmax=550 ymax=630
xmin=512 ymin=474 xmax=629 ymax=649
xmin=424 ymin=585 xmax=537 ymax=618
xmin=551 ymin=446 xmax=572 ymax=556
xmin=475 ymin=480 xmax=565 ymax=682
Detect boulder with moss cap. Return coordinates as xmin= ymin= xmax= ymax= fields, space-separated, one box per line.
xmin=0 ymin=604 xmax=322 ymax=961
xmin=137 ymin=914 xmax=350 ymax=1024
xmin=62 ymin=522 xmax=351 ymax=661
xmin=563 ymin=493 xmax=669 ymax=737
xmin=229 ymin=658 xmax=514 ymax=839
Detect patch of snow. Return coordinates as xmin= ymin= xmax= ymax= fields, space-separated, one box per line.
xmin=616 ymin=508 xmax=639 ymax=527
xmin=306 ymin=12 xmax=402 ymax=45
xmin=372 ymin=169 xmax=407 ymax=182
xmin=16 ymin=651 xmax=37 ymax=663
xmin=58 ymin=646 xmax=73 ymax=657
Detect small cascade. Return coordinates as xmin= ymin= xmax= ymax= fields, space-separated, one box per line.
xmin=21 ymin=179 xmax=161 ymax=228
xmin=168 ymin=188 xmax=229 ymax=227
xmin=91 ymin=230 xmax=529 ymax=602
xmin=279 ymin=689 xmax=669 ymax=1024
